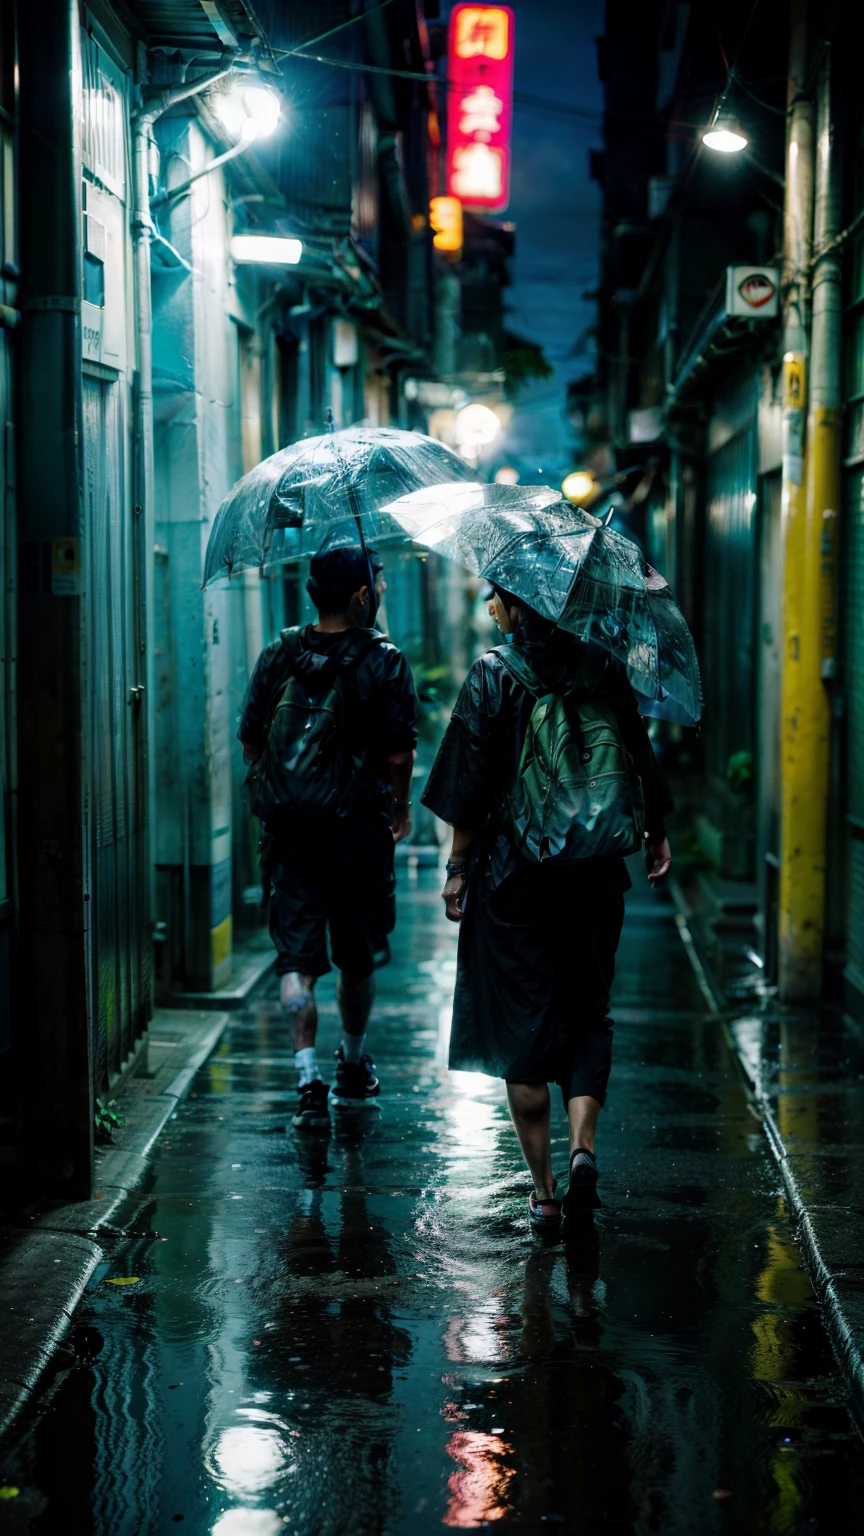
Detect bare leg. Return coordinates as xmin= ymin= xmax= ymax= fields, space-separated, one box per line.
xmin=566 ymin=1095 xmax=601 ymax=1156
xmin=506 ymin=1082 xmax=555 ymax=1200
xmin=336 ymin=972 xmax=374 ymax=1037
xmin=280 ymin=972 xmax=317 ymax=1050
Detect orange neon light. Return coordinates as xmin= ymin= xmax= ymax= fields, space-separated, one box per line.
xmin=454 ymin=7 xmax=510 ymax=60
xmin=430 ymin=196 xmax=464 ymax=254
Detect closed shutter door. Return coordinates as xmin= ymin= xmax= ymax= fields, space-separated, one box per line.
xmin=704 ymin=419 xmax=758 ymax=783
xmin=83 ymin=378 xmax=147 ymax=1086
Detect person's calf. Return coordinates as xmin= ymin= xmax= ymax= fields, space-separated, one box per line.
xmin=281 ymin=973 xmax=318 ymax=1050
xmin=566 ymin=1093 xmax=601 ymax=1156
xmin=506 ymin=1082 xmax=555 ymax=1201
xmin=337 ymin=972 xmax=374 ymax=1049
xmin=508 ymin=1082 xmax=551 ymax=1126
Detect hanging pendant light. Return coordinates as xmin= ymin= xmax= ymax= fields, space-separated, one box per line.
xmin=702 ymin=108 xmax=748 ymax=153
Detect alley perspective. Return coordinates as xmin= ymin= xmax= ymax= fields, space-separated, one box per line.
xmin=3 ymin=1 xmax=864 ymax=1533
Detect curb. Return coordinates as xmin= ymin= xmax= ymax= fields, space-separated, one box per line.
xmin=0 ymin=1011 xmax=230 ymax=1443
xmin=0 ymin=1230 xmax=101 ymax=1437
xmin=668 ymin=877 xmax=864 ymax=1429
xmin=167 ymin=948 xmax=276 ymax=1011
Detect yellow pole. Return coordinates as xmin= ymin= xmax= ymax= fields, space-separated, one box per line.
xmin=778 ymin=0 xmax=817 ymax=1000
xmin=779 ymin=15 xmax=841 ymax=1002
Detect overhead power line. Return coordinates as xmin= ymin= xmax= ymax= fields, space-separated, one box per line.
xmin=272 ymin=0 xmax=399 ymax=61
xmin=277 ymin=47 xmax=606 ymax=124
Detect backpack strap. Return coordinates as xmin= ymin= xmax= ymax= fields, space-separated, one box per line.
xmin=495 ymin=643 xmax=605 ymax=702
xmin=338 ymin=630 xmax=386 ymax=677
xmin=494 ymin=645 xmax=549 ymax=698
xmin=277 ymin=626 xmax=384 ymax=676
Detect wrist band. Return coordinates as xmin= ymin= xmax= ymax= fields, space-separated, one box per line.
xmin=445 ymin=859 xmax=469 ymax=877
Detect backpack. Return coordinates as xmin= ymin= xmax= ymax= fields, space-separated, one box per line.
xmin=496 ymin=646 xmax=645 ymax=863
xmin=246 ymin=627 xmax=385 ymax=824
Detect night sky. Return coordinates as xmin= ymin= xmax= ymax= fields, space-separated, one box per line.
xmin=487 ymin=0 xmax=604 ymax=481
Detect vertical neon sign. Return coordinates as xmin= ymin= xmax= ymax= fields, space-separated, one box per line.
xmin=446 ymin=5 xmax=515 ymax=214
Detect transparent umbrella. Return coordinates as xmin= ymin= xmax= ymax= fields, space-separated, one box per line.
xmin=384 ymin=482 xmax=702 ymax=724
xmin=201 ymin=425 xmax=476 ymax=586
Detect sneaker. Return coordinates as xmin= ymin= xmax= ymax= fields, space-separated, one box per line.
xmin=330 ymin=1046 xmax=380 ymax=1108
xmin=562 ymin=1148 xmax=599 ymax=1215
xmin=292 ymin=1078 xmax=331 ymax=1130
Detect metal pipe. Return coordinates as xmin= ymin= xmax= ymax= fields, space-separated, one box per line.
xmin=150 ymin=136 xmax=254 ymax=206
xmin=778 ymin=0 xmax=820 ymax=1001
xmin=16 ymin=0 xmax=91 ymax=1193
xmin=131 ymin=63 xmax=238 ymax=933
xmin=809 ymin=43 xmax=842 ymax=687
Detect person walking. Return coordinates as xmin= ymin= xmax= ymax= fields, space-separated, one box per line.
xmin=422 ymin=586 xmax=673 ymax=1224
xmin=239 ymin=544 xmax=418 ymax=1129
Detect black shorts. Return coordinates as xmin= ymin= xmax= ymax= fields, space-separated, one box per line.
xmin=269 ymin=815 xmax=396 ymax=980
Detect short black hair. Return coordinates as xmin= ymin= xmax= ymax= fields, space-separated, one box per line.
xmin=306 ymin=545 xmax=381 ymax=617
xmin=490 ymin=584 xmax=543 ymax=624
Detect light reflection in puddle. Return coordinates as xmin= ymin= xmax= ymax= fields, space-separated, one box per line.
xmin=445 ymin=1301 xmax=509 ymax=1364
xmin=208 ymin=1410 xmax=291 ymax=1496
xmin=444 ymin=1430 xmax=515 ymax=1527
xmin=211 ymin=1511 xmax=284 ymax=1536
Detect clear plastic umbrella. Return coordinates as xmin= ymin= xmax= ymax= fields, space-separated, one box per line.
xmin=384 ymin=482 xmax=702 ymax=724
xmin=201 ymin=425 xmax=476 ymax=586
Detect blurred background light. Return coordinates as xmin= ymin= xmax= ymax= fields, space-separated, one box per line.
xmin=230 ymin=235 xmax=302 ymax=265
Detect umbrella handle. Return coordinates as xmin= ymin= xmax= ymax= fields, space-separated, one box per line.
xmin=346 ymin=479 xmax=369 ymax=557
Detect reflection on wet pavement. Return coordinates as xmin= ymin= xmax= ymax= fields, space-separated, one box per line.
xmin=2 ymin=873 xmax=864 ymax=1534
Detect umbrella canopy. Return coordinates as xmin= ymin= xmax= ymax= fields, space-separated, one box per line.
xmin=384 ymin=482 xmax=702 ymax=724
xmin=202 ymin=426 xmax=476 ymax=586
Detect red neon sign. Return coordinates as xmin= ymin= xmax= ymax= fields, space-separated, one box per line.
xmin=446 ymin=5 xmax=515 ymax=214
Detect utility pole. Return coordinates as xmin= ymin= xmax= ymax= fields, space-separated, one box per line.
xmin=779 ymin=0 xmax=819 ymax=1002
xmin=778 ymin=8 xmax=842 ymax=1002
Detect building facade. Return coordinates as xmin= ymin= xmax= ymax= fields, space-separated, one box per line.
xmin=590 ymin=0 xmax=857 ymax=1008
xmin=1 ymin=0 xmax=496 ymax=1194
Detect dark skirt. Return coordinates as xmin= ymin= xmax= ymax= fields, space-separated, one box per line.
xmin=449 ymin=853 xmax=628 ymax=1105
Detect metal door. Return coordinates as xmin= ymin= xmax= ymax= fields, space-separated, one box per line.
xmin=83 ymin=377 xmax=148 ymax=1086
xmin=704 ymin=421 xmax=758 ymax=783
xmin=756 ymin=471 xmax=782 ymax=977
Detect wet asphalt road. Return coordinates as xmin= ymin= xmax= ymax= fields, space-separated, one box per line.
xmin=2 ymin=868 xmax=864 ymax=1534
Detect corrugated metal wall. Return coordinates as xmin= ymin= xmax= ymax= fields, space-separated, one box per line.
xmin=83 ymin=378 xmax=147 ymax=1086
xmin=704 ymin=416 xmax=758 ymax=784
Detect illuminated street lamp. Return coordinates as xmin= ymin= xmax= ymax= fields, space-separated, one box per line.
xmin=212 ymin=81 xmax=282 ymax=143
xmin=155 ymin=81 xmax=283 ymax=207
xmin=454 ymin=402 xmax=501 ymax=460
xmin=702 ymin=109 xmax=748 ymax=154
xmin=561 ymin=470 xmax=595 ymax=504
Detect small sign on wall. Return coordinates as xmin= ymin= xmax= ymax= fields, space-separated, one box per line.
xmin=726 ymin=266 xmax=780 ymax=318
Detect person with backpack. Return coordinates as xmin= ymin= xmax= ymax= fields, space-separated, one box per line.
xmin=238 ymin=543 xmax=418 ymax=1129
xmin=421 ymin=584 xmax=673 ymax=1225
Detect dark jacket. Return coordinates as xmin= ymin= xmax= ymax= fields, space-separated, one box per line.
xmin=238 ymin=625 xmax=419 ymax=819
xmin=422 ymin=622 xmax=673 ymax=846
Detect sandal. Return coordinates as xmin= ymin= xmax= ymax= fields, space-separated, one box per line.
xmin=528 ymin=1180 xmax=561 ymax=1228
xmin=562 ymin=1147 xmax=599 ymax=1215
